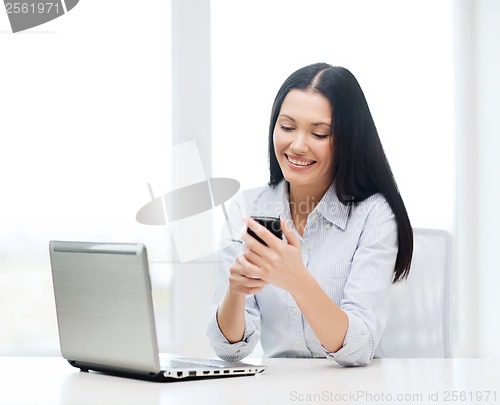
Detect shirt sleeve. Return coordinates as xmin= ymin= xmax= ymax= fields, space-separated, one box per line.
xmin=323 ymin=195 xmax=398 ymax=366
xmin=206 ymin=292 xmax=261 ymax=362
xmin=206 ymin=193 xmax=262 ymax=362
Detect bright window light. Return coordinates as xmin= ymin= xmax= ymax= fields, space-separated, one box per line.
xmin=0 ymin=0 xmax=172 ymax=355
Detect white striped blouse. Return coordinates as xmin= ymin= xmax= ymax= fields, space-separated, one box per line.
xmin=207 ymin=180 xmax=398 ymax=367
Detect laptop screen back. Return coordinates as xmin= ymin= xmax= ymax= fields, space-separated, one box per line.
xmin=49 ymin=241 xmax=161 ymax=373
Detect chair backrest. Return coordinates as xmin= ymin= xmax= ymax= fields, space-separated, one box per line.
xmin=378 ymin=228 xmax=453 ymax=358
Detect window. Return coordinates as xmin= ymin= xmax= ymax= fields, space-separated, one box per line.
xmin=0 ymin=0 xmax=172 ymax=354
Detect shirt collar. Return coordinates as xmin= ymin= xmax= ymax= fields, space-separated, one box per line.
xmin=277 ymin=180 xmax=350 ymax=231
xmin=315 ymin=181 xmax=350 ymax=231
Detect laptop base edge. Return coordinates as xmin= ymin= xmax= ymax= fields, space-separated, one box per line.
xmin=67 ymin=360 xmax=261 ymax=383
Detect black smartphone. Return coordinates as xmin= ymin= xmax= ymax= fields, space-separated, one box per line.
xmin=247 ymin=216 xmax=282 ymax=246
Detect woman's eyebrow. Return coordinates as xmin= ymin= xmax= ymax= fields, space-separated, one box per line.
xmin=278 ymin=114 xmax=331 ymax=127
xmin=278 ymin=114 xmax=296 ymax=121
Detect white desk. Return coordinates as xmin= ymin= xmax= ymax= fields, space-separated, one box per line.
xmin=0 ymin=357 xmax=499 ymax=405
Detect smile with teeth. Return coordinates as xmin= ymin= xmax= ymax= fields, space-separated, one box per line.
xmin=286 ymin=154 xmax=316 ymax=167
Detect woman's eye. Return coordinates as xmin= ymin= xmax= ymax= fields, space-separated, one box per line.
xmin=280 ymin=125 xmax=294 ymax=132
xmin=313 ymin=133 xmax=329 ymax=139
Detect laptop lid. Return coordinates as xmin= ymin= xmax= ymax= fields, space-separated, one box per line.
xmin=50 ymin=241 xmax=162 ymax=375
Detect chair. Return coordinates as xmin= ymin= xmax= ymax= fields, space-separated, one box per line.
xmin=378 ymin=228 xmax=453 ymax=358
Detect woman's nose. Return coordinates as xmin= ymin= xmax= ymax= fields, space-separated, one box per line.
xmin=290 ymin=132 xmax=308 ymax=154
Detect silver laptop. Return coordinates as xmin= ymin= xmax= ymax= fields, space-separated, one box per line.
xmin=49 ymin=240 xmax=266 ymax=382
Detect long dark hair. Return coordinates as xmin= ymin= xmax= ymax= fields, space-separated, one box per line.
xmin=268 ymin=63 xmax=413 ymax=282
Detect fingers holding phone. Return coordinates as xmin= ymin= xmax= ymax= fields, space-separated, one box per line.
xmin=228 ymin=253 xmax=268 ymax=295
xmin=246 ymin=216 xmax=283 ymax=247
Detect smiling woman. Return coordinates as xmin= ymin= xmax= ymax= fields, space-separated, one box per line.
xmin=207 ymin=63 xmax=413 ymax=367
xmin=210 ymin=0 xmax=456 ymax=360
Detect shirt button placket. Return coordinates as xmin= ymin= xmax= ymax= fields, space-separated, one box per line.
xmin=301 ymin=240 xmax=310 ymax=265
xmin=289 ymin=304 xmax=303 ymax=352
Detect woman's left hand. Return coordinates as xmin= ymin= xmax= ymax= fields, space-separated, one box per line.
xmin=240 ymin=217 xmax=307 ymax=294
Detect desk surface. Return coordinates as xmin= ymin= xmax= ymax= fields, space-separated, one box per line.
xmin=0 ymin=357 xmax=499 ymax=405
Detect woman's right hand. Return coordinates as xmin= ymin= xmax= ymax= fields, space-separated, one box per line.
xmin=228 ymin=253 xmax=268 ymax=295
xmin=217 ymin=254 xmax=267 ymax=343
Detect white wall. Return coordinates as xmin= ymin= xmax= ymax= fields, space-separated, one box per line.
xmin=475 ymin=0 xmax=500 ymax=358
xmin=455 ymin=0 xmax=500 ymax=358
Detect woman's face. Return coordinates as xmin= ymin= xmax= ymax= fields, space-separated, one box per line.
xmin=273 ymin=89 xmax=335 ymax=195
